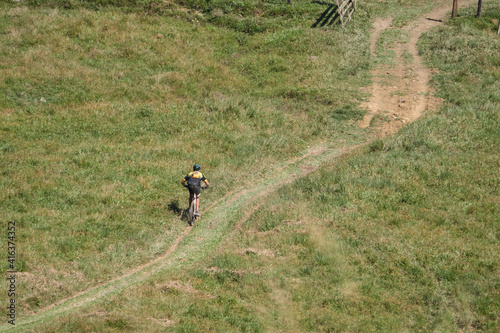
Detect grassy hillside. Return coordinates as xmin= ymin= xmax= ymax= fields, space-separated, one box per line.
xmin=1 ymin=0 xmax=372 ymax=316
xmin=28 ymin=3 xmax=497 ymax=332
xmin=130 ymin=4 xmax=500 ymax=332
xmin=0 ymin=0 xmax=437 ymax=290
xmin=1 ymin=0 xmax=498 ymax=332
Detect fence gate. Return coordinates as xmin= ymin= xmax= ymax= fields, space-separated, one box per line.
xmin=336 ymin=0 xmax=357 ymax=27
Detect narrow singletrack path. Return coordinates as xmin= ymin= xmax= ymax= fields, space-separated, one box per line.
xmin=0 ymin=1 xmax=474 ymax=331
xmin=2 ymin=144 xmax=357 ymax=332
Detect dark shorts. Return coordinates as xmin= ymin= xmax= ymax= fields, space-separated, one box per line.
xmin=187 ymin=185 xmax=201 ymax=196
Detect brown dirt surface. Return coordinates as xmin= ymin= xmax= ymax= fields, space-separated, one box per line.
xmin=358 ymin=2 xmax=472 ymax=136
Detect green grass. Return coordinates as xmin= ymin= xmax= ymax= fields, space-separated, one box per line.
xmin=176 ymin=5 xmax=499 ymax=332
xmin=1 ymin=0 xmax=498 ymax=332
xmin=35 ymin=3 xmax=497 ymax=333
xmin=375 ymin=27 xmax=410 ymax=65
xmin=0 ymin=0 xmax=372 ymax=318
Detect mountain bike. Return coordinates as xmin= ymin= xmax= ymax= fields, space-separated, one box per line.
xmin=185 ymin=186 xmax=208 ymax=226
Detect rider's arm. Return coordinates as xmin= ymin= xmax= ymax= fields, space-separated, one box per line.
xmin=201 ymin=174 xmax=209 ymax=187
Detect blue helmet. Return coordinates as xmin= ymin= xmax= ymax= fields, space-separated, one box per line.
xmin=193 ymin=164 xmax=201 ymax=171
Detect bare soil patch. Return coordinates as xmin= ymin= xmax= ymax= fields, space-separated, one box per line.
xmin=358 ymin=2 xmax=468 ymax=136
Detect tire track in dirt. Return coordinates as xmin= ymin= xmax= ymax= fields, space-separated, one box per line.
xmin=0 ymin=1 xmax=473 ymax=331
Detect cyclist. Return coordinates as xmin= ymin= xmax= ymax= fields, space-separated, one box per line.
xmin=181 ymin=164 xmax=210 ymax=216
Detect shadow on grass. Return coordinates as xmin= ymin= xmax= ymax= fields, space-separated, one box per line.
xmin=168 ymin=200 xmax=183 ymax=215
xmin=168 ymin=199 xmax=191 ymax=224
xmin=312 ymin=2 xmax=340 ymax=28
xmin=426 ymin=18 xmax=444 ymax=23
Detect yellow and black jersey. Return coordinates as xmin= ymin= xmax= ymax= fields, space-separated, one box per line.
xmin=183 ymin=171 xmax=207 ymax=187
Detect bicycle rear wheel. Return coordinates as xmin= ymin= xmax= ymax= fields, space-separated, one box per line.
xmin=188 ymin=199 xmax=196 ymax=226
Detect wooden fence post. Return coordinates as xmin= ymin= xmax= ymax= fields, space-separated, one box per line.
xmin=336 ymin=0 xmax=357 ymax=27
xmin=477 ymin=0 xmax=482 ymax=17
xmin=452 ymin=0 xmax=459 ymax=18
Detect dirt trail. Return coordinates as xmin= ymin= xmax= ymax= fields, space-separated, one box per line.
xmin=0 ymin=2 xmax=473 ymax=331
xmin=4 ymin=147 xmax=356 ymax=332
xmin=358 ymin=2 xmax=469 ymax=136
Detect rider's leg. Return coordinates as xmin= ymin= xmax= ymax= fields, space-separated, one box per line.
xmin=189 ymin=192 xmax=194 ymax=209
xmin=196 ymin=195 xmax=200 ymax=213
